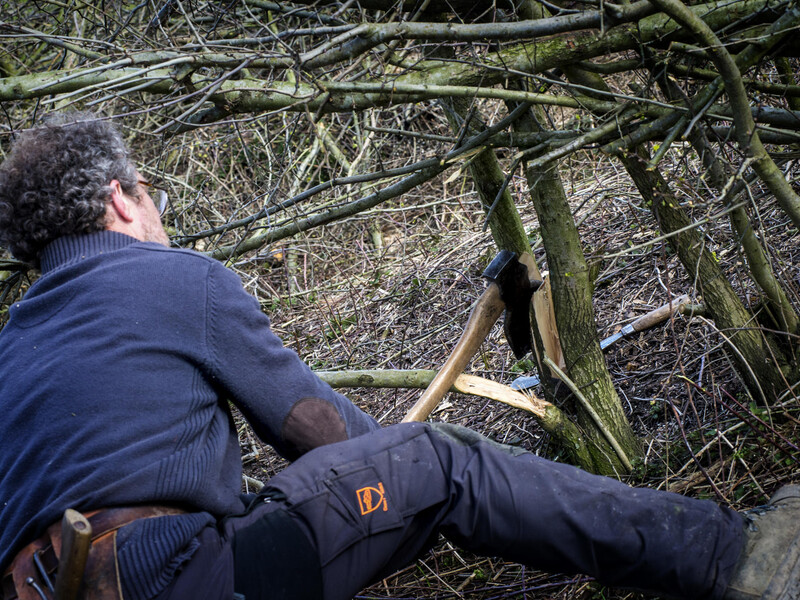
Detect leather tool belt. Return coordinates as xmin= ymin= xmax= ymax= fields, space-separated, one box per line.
xmin=2 ymin=506 xmax=187 ymax=600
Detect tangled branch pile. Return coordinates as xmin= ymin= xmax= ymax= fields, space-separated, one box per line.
xmin=2 ymin=0 xmax=800 ymax=595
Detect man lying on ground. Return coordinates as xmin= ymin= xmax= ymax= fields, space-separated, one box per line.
xmin=0 ymin=112 xmax=797 ymax=600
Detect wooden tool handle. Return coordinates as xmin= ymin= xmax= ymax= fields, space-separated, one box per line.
xmin=629 ymin=294 xmax=690 ymax=333
xmin=402 ymin=284 xmax=505 ymax=422
xmin=54 ymin=509 xmax=93 ymax=600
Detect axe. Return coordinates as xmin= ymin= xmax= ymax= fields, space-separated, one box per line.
xmin=510 ymin=294 xmax=691 ymax=391
xmin=402 ymin=250 xmax=542 ymax=422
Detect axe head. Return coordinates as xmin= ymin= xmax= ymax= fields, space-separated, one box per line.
xmin=482 ymin=250 xmax=543 ymax=359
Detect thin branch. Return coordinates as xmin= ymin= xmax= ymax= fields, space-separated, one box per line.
xmin=543 ymin=356 xmax=634 ymax=471
xmin=647 ymin=0 xmax=800 ymax=228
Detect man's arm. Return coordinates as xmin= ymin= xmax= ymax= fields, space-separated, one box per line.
xmin=204 ymin=261 xmax=379 ymax=460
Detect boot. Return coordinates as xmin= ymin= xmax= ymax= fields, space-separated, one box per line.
xmin=725 ymin=485 xmax=800 ymax=600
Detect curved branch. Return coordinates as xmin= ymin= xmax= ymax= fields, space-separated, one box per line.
xmin=647 ymin=0 xmax=800 ymax=228
xmin=315 ymin=368 xmax=591 ymax=463
xmin=316 ymin=369 xmax=550 ymax=416
xmin=543 ymin=357 xmax=634 ymax=471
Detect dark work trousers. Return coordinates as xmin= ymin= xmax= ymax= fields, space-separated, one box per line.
xmin=152 ymin=422 xmax=744 ymax=600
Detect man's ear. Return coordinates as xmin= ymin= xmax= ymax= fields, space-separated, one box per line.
xmin=108 ymin=179 xmax=135 ymax=223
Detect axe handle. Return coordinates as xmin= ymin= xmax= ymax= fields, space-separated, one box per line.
xmin=402 ymin=284 xmax=505 ymax=422
xmin=54 ymin=509 xmax=92 ymax=600
xmin=627 ymin=294 xmax=690 ymax=333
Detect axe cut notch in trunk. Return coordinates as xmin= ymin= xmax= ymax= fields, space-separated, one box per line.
xmin=402 ymin=250 xmax=542 ymax=423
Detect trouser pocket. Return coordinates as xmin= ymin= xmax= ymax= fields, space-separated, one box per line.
xmin=283 ymin=464 xmax=405 ymax=566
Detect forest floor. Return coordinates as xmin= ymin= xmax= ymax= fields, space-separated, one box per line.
xmin=232 ymin=141 xmax=800 ymax=599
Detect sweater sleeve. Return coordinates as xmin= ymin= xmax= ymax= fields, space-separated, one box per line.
xmin=204 ymin=261 xmax=379 ymax=460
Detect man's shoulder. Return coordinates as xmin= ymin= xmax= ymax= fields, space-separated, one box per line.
xmin=124 ymin=242 xmax=241 ymax=289
xmin=125 ymin=242 xmax=223 ymax=275
xmin=130 ymin=242 xmax=216 ymax=264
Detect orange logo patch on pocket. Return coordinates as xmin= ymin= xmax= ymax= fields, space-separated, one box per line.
xmin=356 ymin=482 xmax=388 ymax=515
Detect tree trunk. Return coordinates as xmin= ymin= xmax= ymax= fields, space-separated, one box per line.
xmin=621 ymin=152 xmax=791 ymax=401
xmin=510 ymin=1 xmax=641 ymax=475
xmin=517 ymin=110 xmax=640 ymax=475
xmin=438 ymin=95 xmax=636 ymax=473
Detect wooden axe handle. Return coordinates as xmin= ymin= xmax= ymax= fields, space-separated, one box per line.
xmin=54 ymin=509 xmax=92 ymax=600
xmin=628 ymin=294 xmax=690 ymax=333
xmin=402 ymin=284 xmax=504 ymax=422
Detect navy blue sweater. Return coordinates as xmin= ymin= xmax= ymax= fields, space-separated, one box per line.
xmin=0 ymin=231 xmax=378 ymax=598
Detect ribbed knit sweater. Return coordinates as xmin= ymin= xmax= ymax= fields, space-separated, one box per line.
xmin=0 ymin=231 xmax=379 ymax=599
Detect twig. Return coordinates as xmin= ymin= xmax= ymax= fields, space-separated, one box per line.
xmin=542 ymin=356 xmax=633 ymax=471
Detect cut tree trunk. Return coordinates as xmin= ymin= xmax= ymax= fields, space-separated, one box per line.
xmin=437 ymin=95 xmax=636 ymax=473
xmin=516 ymin=109 xmax=641 ymax=475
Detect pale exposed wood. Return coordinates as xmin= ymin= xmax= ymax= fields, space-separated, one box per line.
xmin=315 ymin=369 xmax=549 ymax=418
xmin=532 ymin=274 xmax=565 ymax=372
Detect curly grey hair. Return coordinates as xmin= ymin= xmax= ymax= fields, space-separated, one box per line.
xmin=0 ymin=112 xmax=140 ymax=267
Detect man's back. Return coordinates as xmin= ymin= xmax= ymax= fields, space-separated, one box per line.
xmin=0 ymin=231 xmax=243 ymax=571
